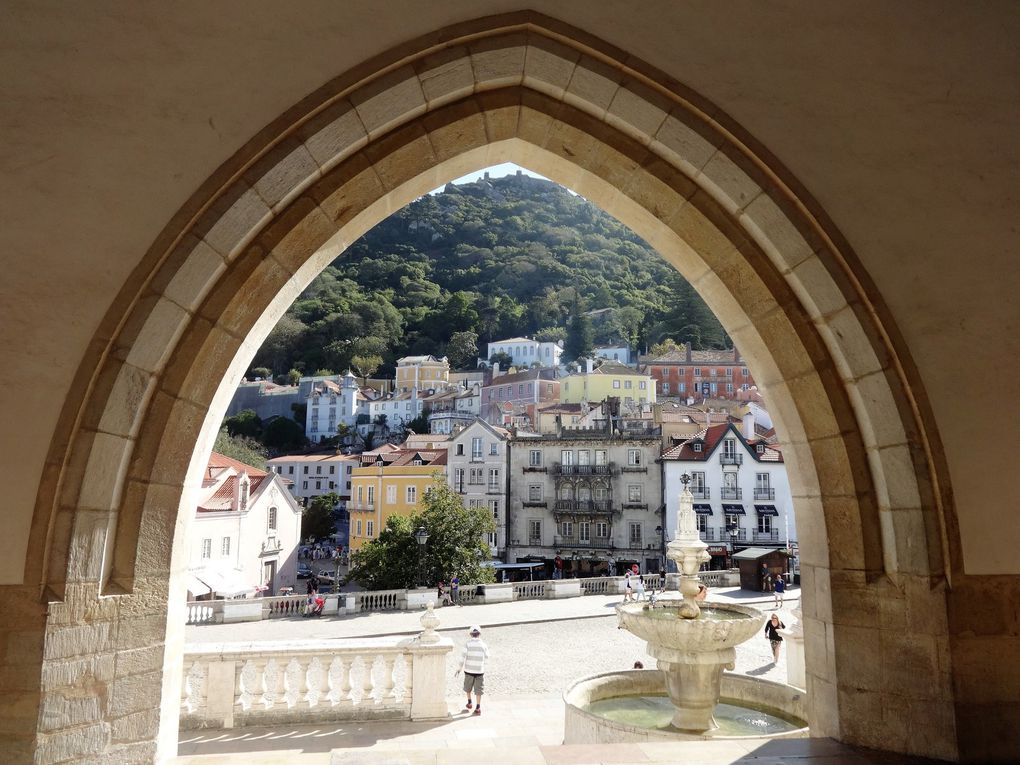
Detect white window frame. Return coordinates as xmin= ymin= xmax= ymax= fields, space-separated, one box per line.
xmin=406 ymin=485 xmax=417 ymax=504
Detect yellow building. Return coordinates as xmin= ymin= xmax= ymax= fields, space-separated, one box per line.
xmin=347 ymin=449 xmax=448 ymax=552
xmin=395 ymin=354 xmax=450 ymax=393
xmin=559 ymin=360 xmax=657 ymax=407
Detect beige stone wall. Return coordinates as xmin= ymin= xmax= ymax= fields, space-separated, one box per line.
xmin=1 ymin=9 xmax=1018 ymax=764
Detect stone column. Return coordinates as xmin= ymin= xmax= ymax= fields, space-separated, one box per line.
xmin=779 ymin=606 xmax=805 ymax=689
xmin=408 ymin=641 xmax=453 ymax=720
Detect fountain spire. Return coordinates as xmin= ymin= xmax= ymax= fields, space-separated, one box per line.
xmin=667 ymin=473 xmax=711 ymax=619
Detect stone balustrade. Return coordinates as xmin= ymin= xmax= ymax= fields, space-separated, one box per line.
xmin=181 ymin=633 xmax=453 ymax=729
xmin=185 ymin=571 xmax=745 ymax=625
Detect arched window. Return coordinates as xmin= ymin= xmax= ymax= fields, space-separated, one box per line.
xmin=267 ymin=506 xmax=277 ymax=532
xmin=559 ymin=485 xmax=573 ymax=501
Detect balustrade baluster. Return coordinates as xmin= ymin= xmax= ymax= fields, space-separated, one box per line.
xmin=380 ymin=655 xmax=397 ymax=702
xmin=304 ymin=657 xmax=325 ymax=707
xmin=283 ymin=657 xmax=304 ymax=708
xmin=361 ymin=655 xmax=376 ymax=703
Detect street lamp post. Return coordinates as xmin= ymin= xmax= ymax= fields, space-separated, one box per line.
xmin=727 ymin=523 xmax=739 ymax=569
xmin=655 ymin=524 xmax=665 ymax=574
xmin=414 ymin=525 xmax=429 ymax=587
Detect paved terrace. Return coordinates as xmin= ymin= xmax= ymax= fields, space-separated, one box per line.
xmin=177 ymin=587 xmax=943 ymax=764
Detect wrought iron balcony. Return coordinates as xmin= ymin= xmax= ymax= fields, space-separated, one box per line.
xmin=347 ymin=503 xmax=375 ymax=513
xmin=553 ymin=536 xmax=612 ymax=549
xmin=720 ymin=487 xmax=743 ymax=500
xmin=552 ymin=462 xmax=613 ymax=476
xmin=719 ymin=453 xmax=743 ymax=466
xmin=753 ymin=488 xmax=775 ymax=500
xmin=690 ymin=486 xmax=710 ymax=499
xmin=553 ymin=499 xmax=614 ymax=514
xmin=698 ymin=528 xmax=718 ymax=542
xmin=753 ymin=529 xmax=780 ymax=543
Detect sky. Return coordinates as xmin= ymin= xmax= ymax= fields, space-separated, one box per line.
xmin=429 ymin=162 xmax=551 ymax=194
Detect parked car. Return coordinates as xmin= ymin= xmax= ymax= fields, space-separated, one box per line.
xmin=315 ymin=571 xmax=336 ymax=585
xmin=296 ymin=563 xmax=313 ymax=579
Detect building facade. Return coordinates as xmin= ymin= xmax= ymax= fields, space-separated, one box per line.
xmin=480 ymin=368 xmax=560 ymax=426
xmin=486 ymin=336 xmax=563 ymax=368
xmin=559 ymin=360 xmax=656 ymax=409
xmin=661 ymin=419 xmax=794 ymax=571
xmin=348 ymin=449 xmax=448 ymax=553
xmin=594 ymin=344 xmax=632 ymax=365
xmin=644 ymin=346 xmax=756 ymax=400
xmin=305 ymin=371 xmax=365 ymax=442
xmin=395 ymin=354 xmax=450 ymax=393
xmin=446 ymin=419 xmax=510 ymax=557
xmin=188 ymin=453 xmax=303 ymax=598
xmin=266 ymin=453 xmax=359 ymax=504
xmin=507 ymin=429 xmax=663 ymax=575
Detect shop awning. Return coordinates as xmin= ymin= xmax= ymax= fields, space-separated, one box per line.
xmin=722 ymin=504 xmax=745 ymax=514
xmin=194 ymin=567 xmax=252 ymax=598
xmin=185 ymin=573 xmax=211 ymax=597
xmin=754 ymin=504 xmax=779 ymax=516
xmin=693 ymin=503 xmax=712 ymax=514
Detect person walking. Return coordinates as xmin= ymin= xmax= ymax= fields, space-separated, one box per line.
xmin=623 ymin=567 xmax=633 ymax=602
xmin=764 ymin=613 xmax=786 ymax=663
xmin=773 ymin=573 xmax=786 ymax=607
xmin=450 ymin=575 xmax=460 ymax=605
xmin=631 ymin=564 xmax=645 ymax=601
xmin=456 ymin=625 xmax=489 ymax=716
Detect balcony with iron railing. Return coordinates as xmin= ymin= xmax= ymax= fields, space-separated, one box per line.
xmin=486 ymin=484 xmax=502 ymax=494
xmin=553 ymin=499 xmax=613 ymax=514
xmin=690 ymin=486 xmax=710 ymax=499
xmin=720 ymin=487 xmax=743 ymax=500
xmin=552 ymin=462 xmax=614 ymax=476
xmin=348 ymin=503 xmax=375 ymax=513
xmin=553 ymin=536 xmax=612 ymax=549
xmin=753 ymin=529 xmax=781 ymax=543
xmin=719 ymin=453 xmax=743 ymax=466
xmin=753 ymin=488 xmax=776 ymax=500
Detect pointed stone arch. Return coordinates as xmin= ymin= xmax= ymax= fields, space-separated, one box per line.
xmin=26 ymin=13 xmax=958 ymax=762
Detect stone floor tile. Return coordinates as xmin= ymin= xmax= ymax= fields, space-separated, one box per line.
xmin=539 ymin=743 xmax=650 ymax=764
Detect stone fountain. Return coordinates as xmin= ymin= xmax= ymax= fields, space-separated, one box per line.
xmin=563 ymin=475 xmax=807 ymax=742
xmin=615 ymin=474 xmax=765 ymax=732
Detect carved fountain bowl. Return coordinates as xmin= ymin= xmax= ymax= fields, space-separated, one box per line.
xmin=616 ymin=599 xmax=766 ymax=652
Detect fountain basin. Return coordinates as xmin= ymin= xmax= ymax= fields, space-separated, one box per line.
xmin=564 ymin=670 xmax=808 ymax=744
xmin=615 ymin=599 xmax=766 ymax=656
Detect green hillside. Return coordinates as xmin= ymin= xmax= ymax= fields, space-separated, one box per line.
xmin=252 ymin=173 xmax=727 ymax=378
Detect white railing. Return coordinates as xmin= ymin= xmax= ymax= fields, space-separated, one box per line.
xmin=513 ymin=581 xmax=546 ymax=600
xmin=578 ymin=577 xmax=612 ymax=595
xmin=353 ymin=589 xmax=404 ymax=613
xmin=187 ymin=601 xmax=223 ymax=625
xmin=181 ymin=634 xmax=452 ymax=729
xmin=263 ymin=594 xmax=310 ymax=618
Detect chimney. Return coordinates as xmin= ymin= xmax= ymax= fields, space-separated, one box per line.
xmin=585 ymin=357 xmax=594 ymax=373
xmin=743 ymin=411 xmax=756 ymax=440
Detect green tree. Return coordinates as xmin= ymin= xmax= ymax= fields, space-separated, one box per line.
xmin=564 ymin=311 xmax=594 ymax=362
xmin=312 ymin=368 xmax=335 ymax=377
xmin=302 ymin=492 xmax=339 ymax=541
xmin=262 ymin=416 xmax=308 ymax=453
xmin=489 ymin=351 xmax=513 ymax=368
xmin=213 ymin=428 xmax=268 ymax=470
xmin=446 ymin=330 xmax=479 ymax=369
xmin=350 ymin=353 xmax=383 ymax=381
xmin=287 ymin=368 xmax=302 ymax=385
xmin=345 ymin=479 xmax=495 ymax=590
xmin=405 ymin=407 xmax=430 ymax=435
xmin=250 ymin=366 xmax=272 ymax=380
xmin=224 ymin=409 xmax=262 ymax=439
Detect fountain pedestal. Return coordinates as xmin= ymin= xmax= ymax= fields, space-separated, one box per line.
xmin=649 ymin=644 xmax=735 ymax=731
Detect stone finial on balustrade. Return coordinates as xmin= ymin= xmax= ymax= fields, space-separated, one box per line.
xmin=418 ymin=601 xmax=441 ymax=644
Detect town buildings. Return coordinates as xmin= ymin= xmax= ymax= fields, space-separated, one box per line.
xmin=480 ymin=367 xmax=560 ymax=426
xmin=507 ymin=426 xmax=663 ymax=576
xmin=426 ymin=382 xmax=481 ymax=434
xmin=486 ymin=336 xmax=563 ymax=368
xmin=661 ymin=417 xmax=794 ymax=571
xmin=446 ymin=419 xmax=511 ymax=556
xmin=348 ymin=448 xmax=448 ymax=552
xmin=265 ymin=452 xmax=359 ymax=504
xmin=305 ymin=371 xmax=365 ymax=442
xmin=593 ymin=344 xmax=632 ymax=365
xmin=643 ymin=345 xmax=756 ymax=400
xmin=187 ymin=452 xmax=303 ymax=599
xmin=559 ymin=360 xmax=656 ymax=409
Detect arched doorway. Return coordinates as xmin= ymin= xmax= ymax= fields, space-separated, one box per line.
xmin=28 ymin=15 xmax=956 ymax=762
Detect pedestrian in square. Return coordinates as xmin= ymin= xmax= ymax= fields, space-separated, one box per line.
xmin=455 ymin=625 xmax=489 ymax=716
xmin=774 ymin=573 xmax=786 ymax=607
xmin=764 ymin=613 xmax=786 ymax=663
xmin=450 ymin=574 xmax=460 ymax=605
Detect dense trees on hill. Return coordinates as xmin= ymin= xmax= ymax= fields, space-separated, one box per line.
xmin=252 ymin=174 xmax=728 ymax=378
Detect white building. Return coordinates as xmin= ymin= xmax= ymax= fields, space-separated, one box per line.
xmin=305 ymin=370 xmax=366 ymax=442
xmin=446 ymin=419 xmax=510 ymax=556
xmin=487 ymin=336 xmax=563 ymax=368
xmin=594 ymin=344 xmax=632 ymax=365
xmin=661 ymin=415 xmax=795 ymax=571
xmin=186 ymin=452 xmax=303 ymax=599
xmin=428 ymin=382 xmax=482 ymax=434
xmin=266 ymin=453 xmax=360 ymax=504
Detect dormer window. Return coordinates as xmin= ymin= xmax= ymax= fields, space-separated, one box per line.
xmin=757 ymin=443 xmax=765 ymax=454
xmin=693 ymin=442 xmax=703 ymax=452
